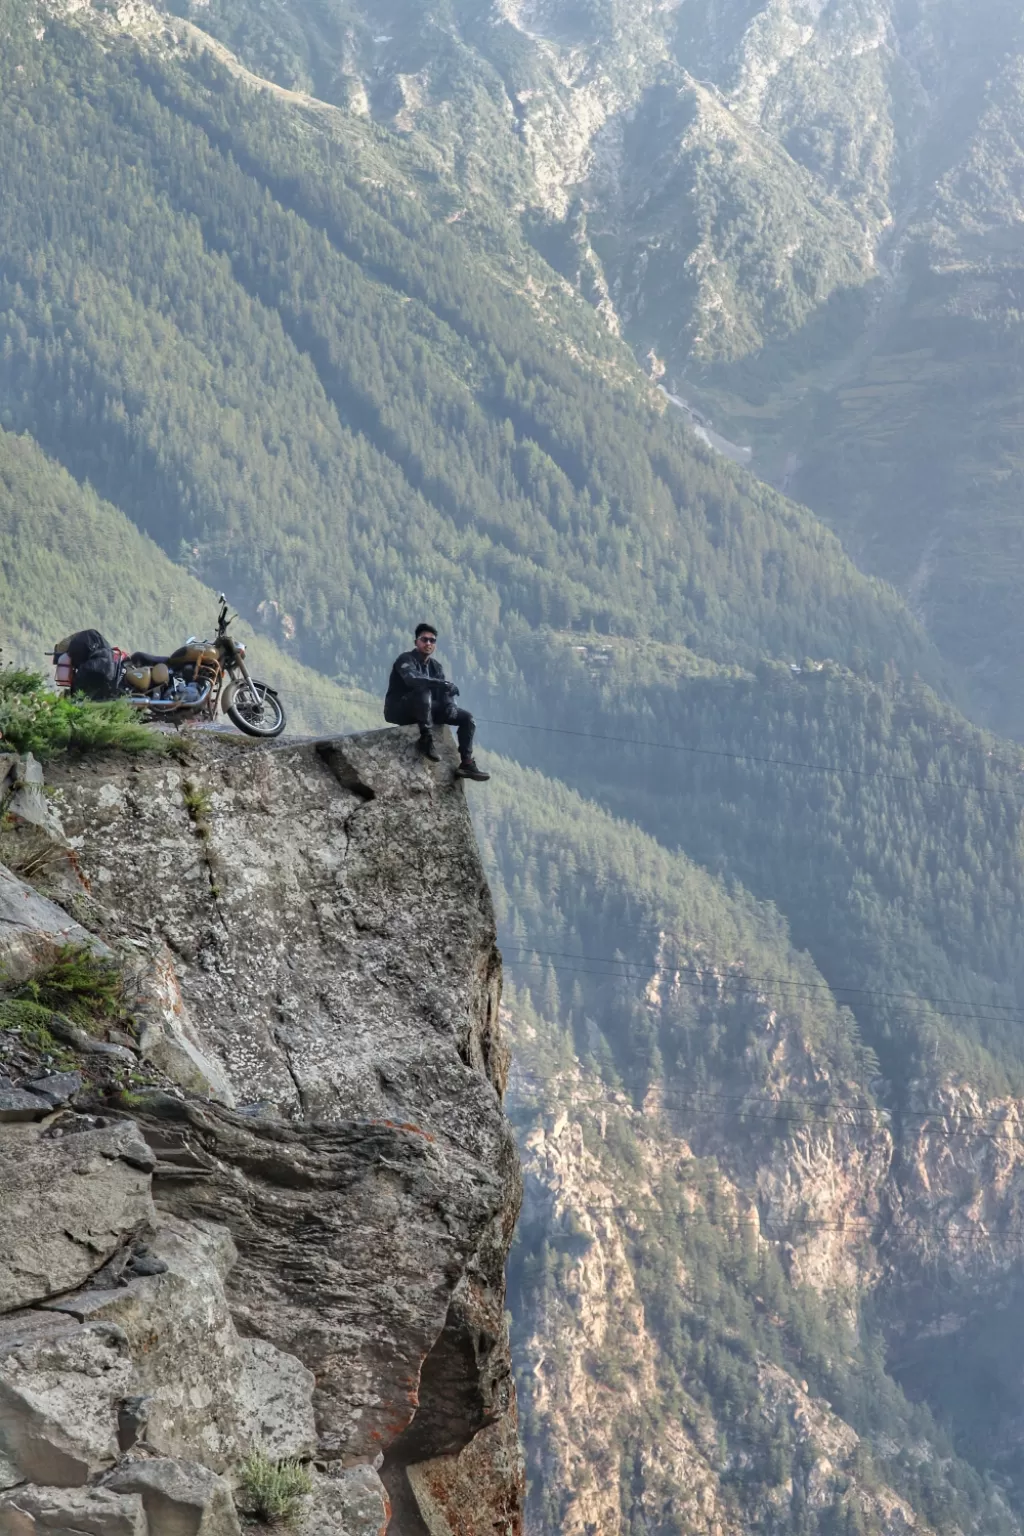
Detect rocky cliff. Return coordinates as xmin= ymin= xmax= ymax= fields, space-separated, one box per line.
xmin=0 ymin=730 xmax=523 ymax=1536
xmin=508 ymin=993 xmax=1024 ymax=1536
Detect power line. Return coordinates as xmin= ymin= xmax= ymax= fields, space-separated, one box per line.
xmin=276 ymin=703 xmax=1024 ymax=807
xmin=517 ymin=1079 xmax=1018 ymax=1130
xmin=500 ymin=945 xmax=1024 ymax=1027
xmin=476 ymin=714 xmax=1024 ymax=806
xmin=510 ymin=918 xmax=1024 ymax=1017
xmin=501 ymin=955 xmax=1024 ymax=1031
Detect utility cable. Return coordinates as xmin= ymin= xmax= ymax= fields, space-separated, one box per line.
xmin=475 ymin=714 xmax=1024 ymax=805
xmin=273 ymin=699 xmax=1024 ymax=806
xmin=504 ymin=922 xmax=1024 ymax=1017
xmin=501 ymin=955 xmax=1024 ymax=1031
xmin=499 ymin=945 xmax=1024 ymax=1027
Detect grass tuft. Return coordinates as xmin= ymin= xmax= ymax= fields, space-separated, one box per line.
xmin=239 ymin=1452 xmax=313 ymax=1526
xmin=183 ymin=780 xmax=213 ymax=839
xmin=0 ymin=996 xmax=62 ymax=1053
xmin=2 ymin=945 xmax=130 ymax=1036
xmin=0 ymin=667 xmax=167 ymax=759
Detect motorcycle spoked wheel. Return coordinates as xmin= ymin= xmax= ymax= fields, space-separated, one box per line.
xmin=225 ymin=679 xmax=286 ymax=738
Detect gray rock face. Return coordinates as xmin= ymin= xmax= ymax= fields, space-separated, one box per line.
xmin=0 ymin=1315 xmax=133 ymax=1486
xmin=45 ymin=734 xmax=520 ymax=1468
xmin=0 ymin=730 xmax=522 ymax=1533
xmin=103 ymin=1460 xmax=240 ymax=1536
xmin=0 ymin=1484 xmax=146 ymax=1536
xmin=47 ymin=731 xmax=508 ymax=1117
xmin=0 ymin=1119 xmax=156 ymax=1315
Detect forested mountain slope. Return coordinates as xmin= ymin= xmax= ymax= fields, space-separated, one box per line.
xmin=180 ymin=0 xmax=1024 ymax=738
xmin=7 ymin=2 xmax=1024 ymax=1533
xmin=0 ymin=428 xmax=367 ymax=734
xmin=475 ymin=759 xmax=1024 ymax=1534
xmin=0 ymin=0 xmax=937 ymax=699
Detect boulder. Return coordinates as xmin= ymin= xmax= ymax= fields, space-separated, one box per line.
xmin=0 ymin=1316 xmax=133 ymax=1486
xmin=0 ymin=1118 xmax=155 ymax=1315
xmin=293 ymin=1466 xmax=390 ymax=1536
xmin=237 ymin=1340 xmax=317 ymax=1462
xmin=20 ymin=1077 xmax=82 ymax=1112
xmin=103 ymin=1458 xmax=240 ymax=1536
xmin=0 ymin=1084 xmax=50 ymax=1127
xmin=0 ymin=866 xmax=108 ymax=983
xmin=44 ymin=1218 xmax=316 ymax=1471
xmin=0 ymin=1485 xmax=146 ymax=1536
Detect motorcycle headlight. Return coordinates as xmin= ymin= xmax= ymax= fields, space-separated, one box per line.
xmin=237 ymin=644 xmax=247 ymax=659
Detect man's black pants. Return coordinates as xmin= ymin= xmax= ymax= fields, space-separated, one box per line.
xmin=386 ymin=689 xmax=475 ymax=759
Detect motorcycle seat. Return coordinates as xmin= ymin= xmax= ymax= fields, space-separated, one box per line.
xmin=130 ymin=651 xmax=171 ymax=667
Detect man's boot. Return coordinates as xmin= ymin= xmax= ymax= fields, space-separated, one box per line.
xmin=417 ymin=730 xmax=441 ymax=762
xmin=456 ymin=756 xmax=490 ymax=782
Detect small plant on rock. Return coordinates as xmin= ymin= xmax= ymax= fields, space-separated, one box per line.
xmin=183 ymin=780 xmax=214 ymax=837
xmin=13 ymin=945 xmax=127 ymax=1029
xmin=0 ymin=944 xmax=133 ymax=1061
xmin=239 ymin=1451 xmax=313 ymax=1526
xmin=0 ymin=666 xmax=167 ymax=759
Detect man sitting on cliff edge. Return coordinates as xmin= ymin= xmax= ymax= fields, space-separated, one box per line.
xmin=384 ymin=624 xmax=490 ymax=781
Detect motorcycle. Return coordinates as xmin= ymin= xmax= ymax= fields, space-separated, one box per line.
xmin=52 ymin=597 xmax=287 ymax=738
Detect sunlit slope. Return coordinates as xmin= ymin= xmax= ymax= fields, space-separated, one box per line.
xmin=0 ymin=428 xmax=365 ymax=735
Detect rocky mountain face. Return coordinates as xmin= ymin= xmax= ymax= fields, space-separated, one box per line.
xmin=0 ymin=730 xmax=522 ymax=1536
xmin=508 ymin=994 xmax=1024 ymax=1535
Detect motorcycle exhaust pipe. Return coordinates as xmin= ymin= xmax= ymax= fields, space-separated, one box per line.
xmin=123 ymin=682 xmax=213 ymax=712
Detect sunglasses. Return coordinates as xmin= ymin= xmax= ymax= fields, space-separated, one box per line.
xmin=418 ymin=635 xmax=437 ymax=644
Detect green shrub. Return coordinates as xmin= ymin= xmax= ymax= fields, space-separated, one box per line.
xmin=3 ymin=944 xmax=129 ymax=1035
xmin=0 ymin=668 xmax=166 ymax=759
xmin=0 ymin=996 xmax=62 ymax=1053
xmin=239 ymin=1452 xmax=313 ymax=1526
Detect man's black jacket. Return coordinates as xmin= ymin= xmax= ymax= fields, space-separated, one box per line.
xmin=384 ymin=650 xmax=455 ymax=719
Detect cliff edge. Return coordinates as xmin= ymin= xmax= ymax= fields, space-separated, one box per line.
xmin=0 ymin=729 xmax=523 ymax=1536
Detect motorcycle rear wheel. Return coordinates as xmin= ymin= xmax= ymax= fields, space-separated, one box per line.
xmin=226 ymin=680 xmax=286 ymax=738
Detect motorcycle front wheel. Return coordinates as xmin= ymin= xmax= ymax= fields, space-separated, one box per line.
xmin=226 ymin=679 xmax=286 ymax=738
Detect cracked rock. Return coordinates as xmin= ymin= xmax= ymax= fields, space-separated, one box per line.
xmin=0 ymin=1317 xmax=133 ymax=1485
xmin=41 ymin=1216 xmax=315 ymax=1473
xmin=0 ymin=1119 xmax=156 ymax=1314
xmin=103 ymin=1458 xmax=240 ymax=1536
xmin=0 ymin=1484 xmax=146 ymax=1536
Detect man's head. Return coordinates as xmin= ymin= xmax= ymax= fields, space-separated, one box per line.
xmin=414 ymin=623 xmax=437 ymax=655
